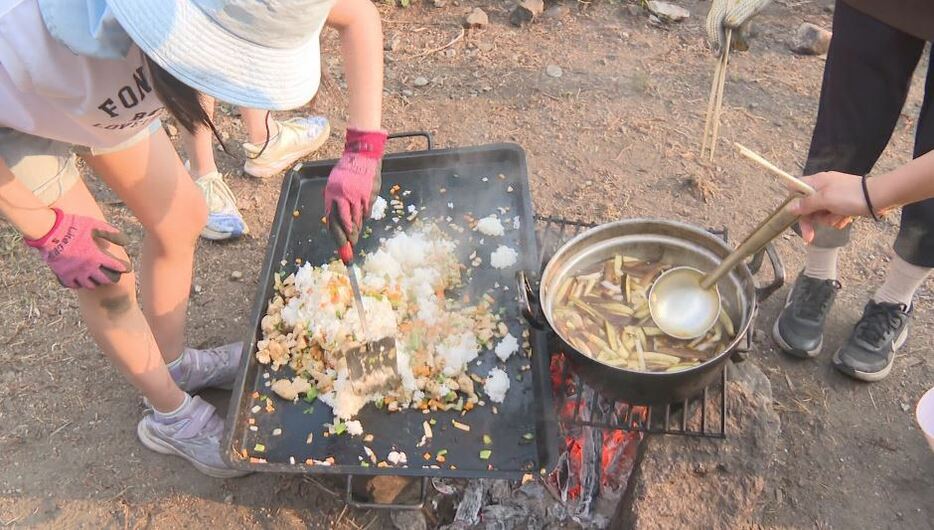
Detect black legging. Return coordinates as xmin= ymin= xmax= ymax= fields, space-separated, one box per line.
xmin=802 ymin=1 xmax=934 ymax=267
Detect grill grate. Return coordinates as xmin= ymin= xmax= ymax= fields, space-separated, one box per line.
xmin=535 ymin=215 xmax=728 ymax=438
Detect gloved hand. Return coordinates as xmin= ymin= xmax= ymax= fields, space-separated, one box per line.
xmin=324 ymin=128 xmax=387 ymax=248
xmin=25 ymin=208 xmax=131 ymax=289
xmin=706 ymin=0 xmax=772 ymax=53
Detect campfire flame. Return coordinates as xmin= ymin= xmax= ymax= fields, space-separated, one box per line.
xmin=548 ymin=354 xmax=644 ymax=507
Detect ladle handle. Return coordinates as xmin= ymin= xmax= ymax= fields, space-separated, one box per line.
xmin=699 ymin=195 xmax=800 ymax=290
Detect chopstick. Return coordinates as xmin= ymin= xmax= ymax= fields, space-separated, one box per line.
xmin=700 ymin=29 xmax=732 ymax=161
xmin=733 ymin=142 xmax=816 ymax=196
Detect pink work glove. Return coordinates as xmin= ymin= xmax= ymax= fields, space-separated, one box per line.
xmin=324 ymin=128 xmax=387 ymax=249
xmin=25 ymin=208 xmax=132 ymax=289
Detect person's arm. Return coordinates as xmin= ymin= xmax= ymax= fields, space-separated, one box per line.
xmin=326 ymin=0 xmax=383 ymax=130
xmin=791 ymin=150 xmax=934 ymax=243
xmin=322 ymin=0 xmax=385 ymax=249
xmin=0 ymin=157 xmax=57 ymax=239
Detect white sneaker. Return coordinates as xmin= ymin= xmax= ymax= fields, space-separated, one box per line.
xmin=169 ymin=342 xmax=243 ymax=393
xmin=137 ymin=395 xmax=250 ymax=479
xmin=194 ymin=171 xmax=249 ymax=241
xmin=243 ymin=116 xmax=330 ymax=178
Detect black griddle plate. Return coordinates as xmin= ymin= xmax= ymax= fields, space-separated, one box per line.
xmin=223 ymin=134 xmax=558 ymax=479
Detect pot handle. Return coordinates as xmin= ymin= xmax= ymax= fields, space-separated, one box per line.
xmin=387 ymin=131 xmax=433 ymax=152
xmin=516 ymin=271 xmax=547 ymax=329
xmin=748 ymin=242 xmax=785 ymax=302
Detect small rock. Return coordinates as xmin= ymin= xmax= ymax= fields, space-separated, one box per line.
xmin=900 ymin=402 xmax=910 ymax=412
xmin=510 ymin=0 xmax=544 ymax=27
xmin=391 ymin=510 xmax=426 ymax=530
xmin=477 ymin=40 xmax=494 ymax=53
xmin=230 ymin=271 xmax=243 ymax=281
xmin=545 ymin=64 xmax=563 ymax=78
xmin=646 ymin=1 xmax=690 ymax=23
xmin=193 ymin=284 xmax=203 ymax=294
xmin=163 ymin=122 xmax=178 ymax=137
xmin=543 ymin=4 xmax=569 ymax=19
xmin=384 ymin=33 xmax=402 ymax=52
xmin=442 ymin=48 xmax=456 ymax=58
xmin=413 ymin=76 xmax=429 ymax=87
xmin=465 ymin=7 xmax=489 ymax=28
xmin=223 ymin=494 xmax=234 ymax=504
xmin=791 ymin=22 xmax=832 ymax=55
xmin=481 ymin=85 xmax=492 ymax=92
xmin=431 ymin=0 xmax=446 ymax=7
xmin=401 ymin=89 xmax=414 ymax=97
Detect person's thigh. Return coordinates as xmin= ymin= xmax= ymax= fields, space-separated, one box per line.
xmin=802 ymin=1 xmax=926 ymax=248
xmin=81 ymin=127 xmax=207 ymax=239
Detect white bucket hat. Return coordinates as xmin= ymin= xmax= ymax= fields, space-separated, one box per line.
xmin=102 ymin=0 xmax=336 ymax=110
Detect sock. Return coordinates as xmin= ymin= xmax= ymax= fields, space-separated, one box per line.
xmin=803 ymin=246 xmax=840 ymax=280
xmin=873 ymin=256 xmax=932 ymax=307
xmin=154 ymin=393 xmax=192 ymax=420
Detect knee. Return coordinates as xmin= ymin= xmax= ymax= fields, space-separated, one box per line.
xmin=147 ymin=184 xmax=208 ymax=250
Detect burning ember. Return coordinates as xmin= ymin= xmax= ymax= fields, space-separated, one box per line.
xmin=547 ymin=354 xmax=643 ymax=514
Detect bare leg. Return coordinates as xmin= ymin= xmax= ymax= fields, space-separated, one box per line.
xmin=83 ymin=128 xmax=208 ymax=368
xmin=180 ymin=95 xmax=217 ymax=178
xmin=241 ymin=108 xmax=279 ymax=145
xmin=49 ymin=180 xmax=185 ymax=413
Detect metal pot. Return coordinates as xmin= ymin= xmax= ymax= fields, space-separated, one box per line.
xmin=519 ymin=218 xmax=784 ymax=405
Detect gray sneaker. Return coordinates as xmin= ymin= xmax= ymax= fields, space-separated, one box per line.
xmin=137 ymin=395 xmax=249 ymax=479
xmin=832 ymin=301 xmax=911 ymax=382
xmin=772 ymin=274 xmax=841 ymax=358
xmin=170 ymin=342 xmax=243 ymax=392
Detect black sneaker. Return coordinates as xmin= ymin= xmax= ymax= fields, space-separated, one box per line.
xmin=772 ymin=274 xmax=842 ymax=358
xmin=832 ymin=301 xmax=911 ymax=382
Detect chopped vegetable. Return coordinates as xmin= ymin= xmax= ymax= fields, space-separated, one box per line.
xmin=452 ymin=419 xmax=471 ymax=432
xmin=254 ymin=443 xmax=266 ymax=453
xmin=482 ymin=434 xmax=492 ymax=445
xmin=522 ymin=432 xmax=535 ymax=441
xmin=479 ymin=449 xmax=492 ymax=460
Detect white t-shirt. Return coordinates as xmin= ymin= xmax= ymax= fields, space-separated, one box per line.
xmin=0 ymin=0 xmax=163 ymax=149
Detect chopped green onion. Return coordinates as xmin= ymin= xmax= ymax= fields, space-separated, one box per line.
xmin=361 ymin=462 xmax=370 ymax=467
xmin=303 ymin=387 xmax=318 ymax=403
xmin=436 ymin=449 xmax=448 ymax=457
xmin=482 ymin=434 xmax=492 ymax=445
xmin=445 ymin=391 xmax=458 ymax=403
xmin=333 ymin=422 xmax=347 ymax=435
xmin=429 ymin=418 xmax=437 ymax=426
xmin=254 ymin=443 xmax=266 ymax=453
xmin=479 ymin=449 xmax=492 ymax=460
xmin=303 ymin=407 xmax=315 ymax=415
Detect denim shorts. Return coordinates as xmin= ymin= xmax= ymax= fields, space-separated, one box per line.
xmin=0 ymin=120 xmax=161 ymax=206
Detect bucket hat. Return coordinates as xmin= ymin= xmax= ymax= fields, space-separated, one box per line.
xmin=41 ymin=0 xmax=336 ymax=110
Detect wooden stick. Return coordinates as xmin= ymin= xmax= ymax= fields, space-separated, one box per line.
xmin=708 ymin=29 xmax=732 ymax=160
xmin=402 ymin=28 xmax=465 ymax=61
xmin=700 ymin=49 xmax=723 ymax=156
xmin=733 ymin=142 xmax=817 ymax=196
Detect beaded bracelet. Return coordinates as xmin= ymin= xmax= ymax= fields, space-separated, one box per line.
xmin=861 ymin=175 xmax=880 ymax=221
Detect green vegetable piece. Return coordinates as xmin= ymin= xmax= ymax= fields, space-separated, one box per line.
xmin=482 ymin=434 xmax=492 ymax=445
xmin=333 ymin=422 xmax=347 ymax=435
xmin=361 ymin=462 xmax=370 ymax=467
xmin=429 ymin=418 xmax=437 ymax=426
xmin=303 ymin=387 xmax=318 ymax=403
xmin=522 ymin=432 xmax=535 ymax=441
xmin=445 ymin=391 xmax=458 ymax=403
xmin=254 ymin=443 xmax=266 ymax=453
xmin=436 ymin=449 xmax=448 ymax=457
xmin=479 ymin=449 xmax=492 ymax=460
xmin=303 ymin=406 xmax=315 ymax=415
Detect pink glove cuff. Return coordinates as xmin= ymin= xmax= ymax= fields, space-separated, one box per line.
xmin=344 ymin=128 xmax=388 ymax=160
xmin=25 ymin=208 xmax=64 ymax=248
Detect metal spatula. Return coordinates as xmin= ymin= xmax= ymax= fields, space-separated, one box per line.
xmin=331 ymin=214 xmax=401 ymax=395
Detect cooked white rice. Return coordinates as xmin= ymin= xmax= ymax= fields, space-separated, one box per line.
xmin=490 ymin=245 xmax=518 ymax=269
xmin=476 ymin=215 xmax=505 ymax=237
xmin=370 ymin=196 xmax=388 ymax=220
xmin=484 ymin=368 xmax=510 ymax=403
xmin=494 ymin=333 xmax=519 ymax=362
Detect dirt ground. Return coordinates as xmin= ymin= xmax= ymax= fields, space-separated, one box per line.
xmin=1 ymin=1 xmax=932 ymax=528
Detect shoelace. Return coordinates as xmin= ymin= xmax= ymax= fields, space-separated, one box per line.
xmin=794 ymin=278 xmax=839 ymax=321
xmin=854 ymin=302 xmax=907 ymax=347
xmin=199 ymin=174 xmax=237 ymax=207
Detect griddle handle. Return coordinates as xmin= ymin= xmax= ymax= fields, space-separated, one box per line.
xmin=749 ymin=242 xmax=785 ymax=302
xmin=344 ymin=475 xmax=428 ymax=510
xmin=517 ymin=271 xmax=546 ymax=329
xmin=387 ymin=131 xmax=434 ymax=152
